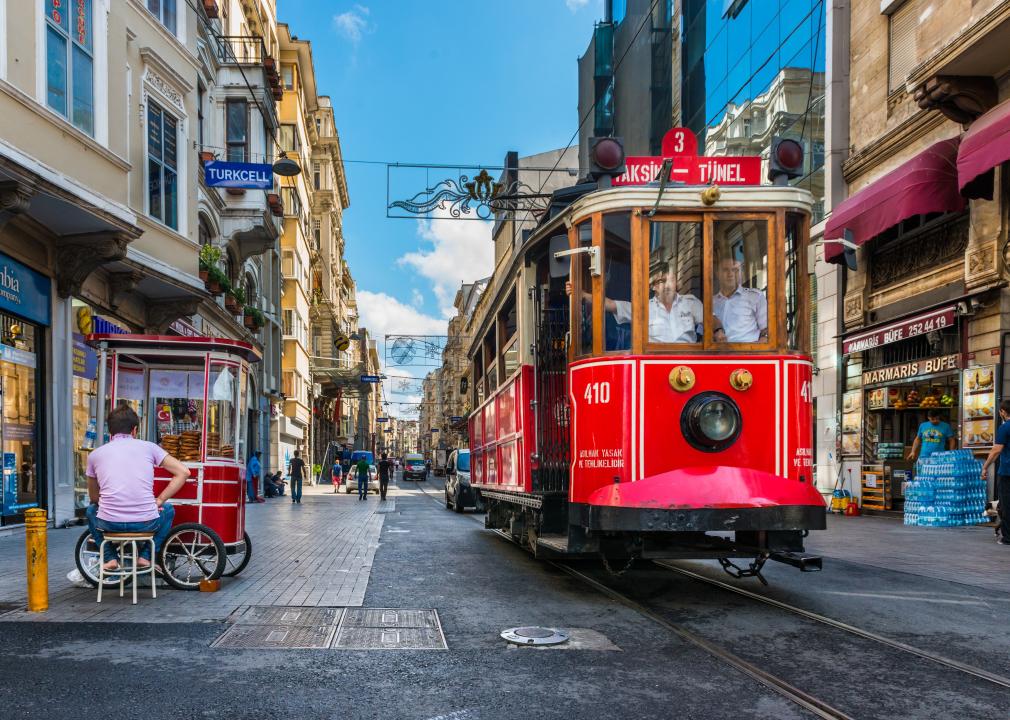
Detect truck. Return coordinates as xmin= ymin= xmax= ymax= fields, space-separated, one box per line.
xmin=433 ymin=447 xmax=449 ymax=477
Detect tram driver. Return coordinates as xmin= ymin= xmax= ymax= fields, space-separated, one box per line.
xmin=566 ymin=262 xmax=723 ymax=344
xmin=713 ymin=257 xmax=768 ymax=343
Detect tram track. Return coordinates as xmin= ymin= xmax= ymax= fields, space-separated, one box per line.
xmin=406 ymin=476 xmax=1010 ymax=717
xmin=406 ymin=477 xmax=852 ymax=719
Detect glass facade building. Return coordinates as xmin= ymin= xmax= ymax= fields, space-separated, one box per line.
xmin=679 ymin=0 xmax=825 ymax=217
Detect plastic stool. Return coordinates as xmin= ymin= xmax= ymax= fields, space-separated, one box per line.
xmin=98 ymin=532 xmax=157 ymax=605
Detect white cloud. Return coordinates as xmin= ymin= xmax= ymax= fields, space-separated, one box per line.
xmin=398 ymin=212 xmax=493 ymax=316
xmin=565 ymin=0 xmax=590 ymax=11
xmin=411 ymin=288 xmax=424 ymax=307
xmin=357 ymin=290 xmax=447 ymax=341
xmin=333 ymin=5 xmax=371 ymax=43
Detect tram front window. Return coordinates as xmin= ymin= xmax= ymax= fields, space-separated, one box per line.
xmin=647 ymin=220 xmax=706 ymax=344
xmin=712 ymin=219 xmax=769 ymax=344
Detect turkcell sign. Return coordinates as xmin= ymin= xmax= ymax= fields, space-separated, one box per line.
xmin=203 ymin=161 xmax=274 ymax=189
xmin=615 ymin=155 xmax=762 ymax=187
xmin=360 ymin=375 xmax=381 ymax=383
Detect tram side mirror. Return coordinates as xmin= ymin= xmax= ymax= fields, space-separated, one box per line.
xmin=549 ymin=235 xmax=571 ymax=278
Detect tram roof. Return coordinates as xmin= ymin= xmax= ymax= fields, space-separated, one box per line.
xmin=86 ymin=333 xmax=262 ymax=362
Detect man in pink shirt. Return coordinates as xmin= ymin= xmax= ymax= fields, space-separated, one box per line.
xmin=86 ymin=404 xmax=190 ymax=571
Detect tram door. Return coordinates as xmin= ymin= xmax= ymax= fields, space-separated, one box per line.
xmin=532 ymin=245 xmax=570 ymax=494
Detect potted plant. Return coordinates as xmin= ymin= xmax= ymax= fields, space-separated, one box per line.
xmin=198 ymin=245 xmax=222 ymax=283
xmin=206 ymin=266 xmax=226 ymax=295
xmin=250 ymin=307 xmax=266 ymax=330
xmin=224 ymin=284 xmax=241 ymax=313
xmin=243 ymin=305 xmax=257 ymax=328
xmin=199 ymin=150 xmax=215 ymax=164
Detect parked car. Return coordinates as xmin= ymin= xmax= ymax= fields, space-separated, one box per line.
xmin=445 ymin=449 xmax=480 ymax=512
xmin=344 ymin=464 xmax=380 ymax=494
xmin=403 ymin=453 xmax=427 ymax=480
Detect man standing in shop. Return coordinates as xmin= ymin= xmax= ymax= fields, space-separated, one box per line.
xmin=981 ymin=400 xmax=1010 ymax=545
xmin=907 ymin=409 xmax=957 ymax=462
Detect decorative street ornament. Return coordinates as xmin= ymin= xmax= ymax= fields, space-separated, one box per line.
xmin=385 ymin=335 xmax=448 ymax=367
xmin=388 ymin=168 xmax=552 ymax=220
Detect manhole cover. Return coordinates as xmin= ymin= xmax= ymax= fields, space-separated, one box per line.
xmin=231 ymin=606 xmax=342 ymax=626
xmin=212 ymin=624 xmax=336 ymax=649
xmin=341 ymin=608 xmax=438 ymax=629
xmin=501 ymin=626 xmax=569 ymax=646
xmin=333 ymin=627 xmax=447 ymax=650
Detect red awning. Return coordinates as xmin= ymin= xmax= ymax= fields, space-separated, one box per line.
xmin=958 ymin=99 xmax=1010 ymax=199
xmin=824 ymin=138 xmax=965 ymax=264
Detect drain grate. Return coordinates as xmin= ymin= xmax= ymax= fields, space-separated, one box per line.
xmin=334 ymin=626 xmax=447 ymax=650
xmin=231 ymin=606 xmax=342 ymax=626
xmin=341 ymin=608 xmax=438 ymax=629
xmin=212 ymin=624 xmax=336 ymax=649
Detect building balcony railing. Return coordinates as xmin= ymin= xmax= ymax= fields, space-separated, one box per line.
xmin=217 ymin=35 xmax=266 ymax=65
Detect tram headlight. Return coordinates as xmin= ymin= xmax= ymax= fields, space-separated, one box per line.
xmin=681 ymin=392 xmax=742 ymax=452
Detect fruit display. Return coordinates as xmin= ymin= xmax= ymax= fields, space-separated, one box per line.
xmin=940 ymin=394 xmax=954 ymax=406
xmin=905 ymin=389 xmax=920 ymax=407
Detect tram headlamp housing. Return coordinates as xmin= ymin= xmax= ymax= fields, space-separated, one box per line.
xmin=681 ymin=392 xmax=742 ymax=452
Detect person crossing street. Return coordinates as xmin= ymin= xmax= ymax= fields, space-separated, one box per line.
xmin=356 ymin=455 xmax=370 ymax=500
xmin=378 ymin=453 xmax=392 ymax=501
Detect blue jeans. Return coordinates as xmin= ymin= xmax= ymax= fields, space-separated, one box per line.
xmin=290 ymin=475 xmax=303 ymax=502
xmin=358 ymin=474 xmax=367 ymax=498
xmin=86 ymin=503 xmax=175 ymax=562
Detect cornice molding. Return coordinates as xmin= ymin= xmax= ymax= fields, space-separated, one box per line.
xmin=841 ymin=110 xmax=950 ymax=184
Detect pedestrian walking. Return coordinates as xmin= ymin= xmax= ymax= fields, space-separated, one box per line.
xmin=982 ymin=400 xmax=1010 ymax=545
xmin=331 ymin=459 xmax=342 ymax=493
xmin=356 ymin=455 xmax=370 ymax=500
xmin=246 ymin=450 xmax=263 ymax=503
xmin=288 ymin=450 xmax=305 ymax=504
xmin=85 ymin=404 xmax=190 ymax=571
xmin=378 ymin=453 xmax=392 ymax=501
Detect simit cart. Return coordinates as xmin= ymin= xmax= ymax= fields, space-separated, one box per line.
xmin=75 ymin=334 xmax=260 ymax=590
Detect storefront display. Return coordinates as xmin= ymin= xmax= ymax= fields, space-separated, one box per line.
xmin=961 ymin=364 xmax=996 ymax=449
xmin=841 ymin=391 xmax=861 ymax=457
xmin=0 ymin=252 xmax=50 ymax=526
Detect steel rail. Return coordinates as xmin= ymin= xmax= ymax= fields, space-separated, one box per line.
xmin=551 ymin=562 xmax=853 ymax=720
xmin=655 ymin=561 xmax=1010 ymax=690
xmin=405 ymin=476 xmax=850 ymax=719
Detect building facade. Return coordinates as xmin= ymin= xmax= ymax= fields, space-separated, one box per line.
xmin=819 ymin=0 xmax=1010 ymax=511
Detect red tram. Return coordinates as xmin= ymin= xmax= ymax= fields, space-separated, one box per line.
xmin=467 ymin=183 xmax=825 ymax=576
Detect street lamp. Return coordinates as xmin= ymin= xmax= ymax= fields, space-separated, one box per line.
xmin=272 ymin=152 xmax=301 ymax=177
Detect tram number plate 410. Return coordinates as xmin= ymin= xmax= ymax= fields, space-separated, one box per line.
xmin=583 ymin=382 xmax=611 ymax=405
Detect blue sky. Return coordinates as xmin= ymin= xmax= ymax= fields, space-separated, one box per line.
xmin=280 ymin=0 xmax=601 ymax=363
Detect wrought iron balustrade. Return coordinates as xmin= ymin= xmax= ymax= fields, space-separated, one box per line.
xmin=217 ymin=35 xmax=266 ymax=65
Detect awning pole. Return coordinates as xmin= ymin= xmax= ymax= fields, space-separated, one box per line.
xmin=95 ymin=343 xmax=108 ymax=446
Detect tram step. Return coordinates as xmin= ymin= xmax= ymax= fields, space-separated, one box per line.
xmin=768 ymin=550 xmax=822 ymax=572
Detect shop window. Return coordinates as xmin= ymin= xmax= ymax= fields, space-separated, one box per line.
xmin=226 ymin=99 xmax=248 ymax=162
xmin=646 ymin=219 xmax=703 ymax=346
xmin=147 ymin=101 xmax=179 ymax=230
xmin=206 ymin=363 xmax=238 ymax=459
xmin=146 ymin=0 xmax=177 ymax=35
xmin=0 ymin=318 xmax=40 ymax=521
xmin=712 ymin=219 xmax=769 ymax=344
xmin=45 ymin=0 xmax=94 ymax=136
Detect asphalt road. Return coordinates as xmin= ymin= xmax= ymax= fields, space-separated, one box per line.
xmin=1 ymin=472 xmax=1007 ymax=719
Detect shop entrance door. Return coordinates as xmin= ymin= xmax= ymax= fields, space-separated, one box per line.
xmin=0 ymin=321 xmax=42 ymax=526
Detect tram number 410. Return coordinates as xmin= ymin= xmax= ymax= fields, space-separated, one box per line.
xmin=583 ymin=382 xmax=611 ymax=405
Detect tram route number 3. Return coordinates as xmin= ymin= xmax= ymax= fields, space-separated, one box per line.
xmin=583 ymin=382 xmax=611 ymax=404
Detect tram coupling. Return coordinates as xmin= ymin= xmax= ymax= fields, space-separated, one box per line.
xmin=768 ymin=550 xmax=823 ymax=572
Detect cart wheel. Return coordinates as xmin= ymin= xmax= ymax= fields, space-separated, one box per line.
xmin=159 ymin=523 xmax=226 ymax=591
xmin=74 ymin=530 xmax=125 ymax=589
xmin=222 ymin=532 xmax=252 ymax=577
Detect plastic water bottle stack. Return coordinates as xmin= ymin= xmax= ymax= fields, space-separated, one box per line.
xmin=904 ymin=450 xmax=988 ymax=527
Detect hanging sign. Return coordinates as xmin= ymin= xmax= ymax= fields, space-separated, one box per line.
xmin=203 ymin=161 xmax=274 ymax=190
xmin=862 ymin=354 xmax=961 ymax=386
xmin=0 ymin=252 xmax=51 ymax=326
xmin=613 ymin=127 xmax=761 ymax=187
xmin=360 ymin=375 xmax=381 ymax=383
xmin=376 ymin=417 xmax=389 ymax=423
xmin=843 ymin=306 xmax=957 ymax=355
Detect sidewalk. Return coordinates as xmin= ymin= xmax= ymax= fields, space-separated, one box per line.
xmin=0 ymin=482 xmax=391 ymax=623
xmin=805 ymin=512 xmax=1010 ymax=593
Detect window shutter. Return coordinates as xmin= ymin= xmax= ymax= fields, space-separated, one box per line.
xmin=888 ymin=2 xmax=919 ymax=93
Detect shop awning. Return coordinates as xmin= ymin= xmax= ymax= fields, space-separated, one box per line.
xmin=824 ymin=138 xmax=965 ymax=264
xmin=957 ymin=99 xmax=1010 ymax=200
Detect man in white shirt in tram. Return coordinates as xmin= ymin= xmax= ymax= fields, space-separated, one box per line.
xmin=713 ymin=256 xmax=768 ymax=343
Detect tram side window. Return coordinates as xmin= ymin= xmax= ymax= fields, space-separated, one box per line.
xmin=785 ymin=213 xmax=803 ymax=351
xmin=647 ymin=221 xmax=705 ymax=345
xmin=207 ymin=363 xmax=238 ymax=460
xmin=574 ymin=221 xmax=593 ymax=355
xmin=712 ymin=220 xmax=769 ymax=344
xmin=602 ymin=212 xmax=632 ymax=351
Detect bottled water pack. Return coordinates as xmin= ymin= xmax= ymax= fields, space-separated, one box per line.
xmin=904 ymin=450 xmax=988 ymax=527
